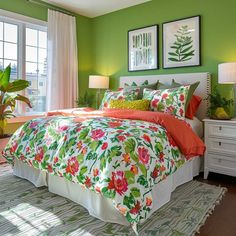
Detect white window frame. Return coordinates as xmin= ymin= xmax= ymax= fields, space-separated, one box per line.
xmin=0 ymin=9 xmax=47 ymax=115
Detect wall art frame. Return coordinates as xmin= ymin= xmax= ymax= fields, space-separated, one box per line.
xmin=128 ymin=24 xmax=159 ymax=72
xmin=162 ymin=15 xmax=201 ymax=69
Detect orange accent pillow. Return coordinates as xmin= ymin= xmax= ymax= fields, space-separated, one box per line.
xmin=186 ymin=95 xmax=202 ymax=119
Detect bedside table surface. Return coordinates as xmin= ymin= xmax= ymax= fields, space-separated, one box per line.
xmin=203 ymin=118 xmax=236 ymax=124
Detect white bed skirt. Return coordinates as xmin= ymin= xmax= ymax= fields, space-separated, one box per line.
xmin=13 ymin=157 xmax=201 ymax=225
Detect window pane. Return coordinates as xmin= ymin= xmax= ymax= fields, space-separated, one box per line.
xmin=4 ymin=23 xmax=17 ymax=43
xmin=26 ymin=62 xmax=38 ymax=76
xmin=26 ymin=28 xmax=37 ymax=47
xmin=26 ymin=97 xmax=46 ymax=113
xmin=25 ymin=27 xmax=47 ymax=114
xmin=26 ymin=46 xmax=37 ymax=62
xmin=37 ymin=96 xmax=46 ymax=111
xmin=4 ymin=60 xmax=17 ymax=79
xmin=38 ymin=63 xmax=47 ymax=76
xmin=4 ymin=42 xmax=17 ymax=60
xmin=0 ymin=41 xmax=3 ymax=58
xmin=38 ymin=48 xmax=46 ymax=64
xmin=39 ymin=31 xmax=47 ymax=48
xmin=0 ymin=22 xmax=3 ymax=41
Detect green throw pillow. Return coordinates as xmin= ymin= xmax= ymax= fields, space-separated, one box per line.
xmin=124 ymin=82 xmax=158 ymax=99
xmin=156 ymin=81 xmax=174 ymax=90
xmin=109 ymin=99 xmax=150 ymax=111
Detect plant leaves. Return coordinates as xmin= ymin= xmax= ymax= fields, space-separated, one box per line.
xmin=137 ymin=163 xmax=147 ymax=177
xmin=130 ymin=187 xmax=141 ymax=198
xmin=137 ymin=175 xmax=148 ymax=187
xmin=124 ymin=138 xmax=136 ymax=153
xmin=102 ymin=187 xmax=115 ymax=199
xmin=124 ymin=170 xmax=135 ymax=184
xmin=168 ymin=52 xmax=178 ymax=56
xmin=15 ymin=94 xmax=32 ymax=108
xmin=168 ymin=57 xmax=180 ymax=62
xmin=181 ymin=45 xmax=193 ymax=54
xmin=79 ymin=128 xmax=89 ymax=140
xmin=0 ymin=64 xmax=11 ymax=91
xmin=6 ymin=80 xmax=30 ymax=92
xmin=79 ymin=166 xmax=87 ymax=175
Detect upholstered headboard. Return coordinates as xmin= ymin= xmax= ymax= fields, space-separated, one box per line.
xmin=120 ymin=72 xmax=211 ymax=120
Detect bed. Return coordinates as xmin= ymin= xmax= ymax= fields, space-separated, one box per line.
xmin=3 ymin=72 xmax=210 ymax=233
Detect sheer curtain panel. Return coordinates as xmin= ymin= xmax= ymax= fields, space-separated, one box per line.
xmin=47 ymin=9 xmax=78 ymax=110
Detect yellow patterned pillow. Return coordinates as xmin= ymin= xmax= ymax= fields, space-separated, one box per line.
xmin=109 ymin=99 xmax=150 ymax=111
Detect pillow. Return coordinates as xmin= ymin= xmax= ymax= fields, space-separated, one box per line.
xmin=185 ymin=95 xmax=202 ymax=119
xmin=156 ymin=81 xmax=174 ymax=90
xmin=143 ymin=86 xmax=190 ymax=119
xmin=109 ymin=99 xmax=150 ymax=111
xmin=124 ymin=82 xmax=158 ymax=99
xmin=171 ymin=80 xmax=200 ymax=111
xmin=100 ymin=88 xmax=139 ymax=110
xmin=156 ymin=80 xmax=200 ymax=112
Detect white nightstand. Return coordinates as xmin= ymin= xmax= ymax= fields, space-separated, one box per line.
xmin=203 ymin=118 xmax=236 ymax=179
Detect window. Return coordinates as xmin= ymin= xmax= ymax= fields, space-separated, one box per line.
xmin=25 ymin=28 xmax=47 ymax=113
xmin=0 ymin=10 xmax=47 ymax=115
xmin=0 ymin=22 xmax=18 ymax=79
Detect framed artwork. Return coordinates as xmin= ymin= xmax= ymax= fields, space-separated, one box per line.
xmin=128 ymin=25 xmax=159 ymax=71
xmin=162 ymin=15 xmax=201 ymax=69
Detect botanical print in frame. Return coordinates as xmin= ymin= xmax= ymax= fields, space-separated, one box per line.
xmin=128 ymin=25 xmax=158 ymax=71
xmin=162 ymin=16 xmax=201 ymax=69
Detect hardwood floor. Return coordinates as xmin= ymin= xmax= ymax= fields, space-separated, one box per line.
xmin=196 ymin=172 xmax=236 ymax=236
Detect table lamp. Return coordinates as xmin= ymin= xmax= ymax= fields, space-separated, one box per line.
xmin=218 ymin=62 xmax=236 ymax=118
xmin=89 ymin=75 xmax=109 ymax=109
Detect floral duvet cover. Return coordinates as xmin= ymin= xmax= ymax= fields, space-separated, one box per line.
xmin=3 ymin=109 xmax=205 ymax=233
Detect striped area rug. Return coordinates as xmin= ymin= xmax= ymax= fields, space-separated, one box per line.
xmin=0 ymin=164 xmax=226 ymax=236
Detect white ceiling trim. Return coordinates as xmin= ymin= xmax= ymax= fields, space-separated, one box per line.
xmin=42 ymin=0 xmax=151 ymax=18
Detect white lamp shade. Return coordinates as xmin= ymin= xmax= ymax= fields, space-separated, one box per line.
xmin=218 ymin=62 xmax=236 ymax=84
xmin=89 ymin=75 xmax=109 ymax=89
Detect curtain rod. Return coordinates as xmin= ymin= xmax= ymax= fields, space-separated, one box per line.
xmin=26 ymin=0 xmax=76 ymax=17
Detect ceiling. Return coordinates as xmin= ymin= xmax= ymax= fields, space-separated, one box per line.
xmin=43 ymin=0 xmax=151 ymax=18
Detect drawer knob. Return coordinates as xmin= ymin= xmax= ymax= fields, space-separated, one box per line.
xmin=219 ymin=142 xmax=222 ymax=146
xmin=219 ymin=126 xmax=222 ymax=131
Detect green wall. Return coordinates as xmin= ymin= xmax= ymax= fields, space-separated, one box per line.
xmin=0 ymin=0 xmax=93 ymax=99
xmin=91 ymin=0 xmax=236 ymax=98
xmin=1 ymin=0 xmax=236 ymax=105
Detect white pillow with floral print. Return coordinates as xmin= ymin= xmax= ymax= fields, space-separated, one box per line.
xmin=143 ymin=85 xmax=190 ymax=119
xmin=100 ymin=88 xmax=140 ymax=110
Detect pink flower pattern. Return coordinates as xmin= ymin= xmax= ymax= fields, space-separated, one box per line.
xmin=143 ymin=86 xmax=190 ymax=119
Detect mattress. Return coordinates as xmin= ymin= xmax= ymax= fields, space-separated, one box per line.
xmin=13 ymin=156 xmax=201 ymax=226
xmin=185 ymin=117 xmax=203 ymax=138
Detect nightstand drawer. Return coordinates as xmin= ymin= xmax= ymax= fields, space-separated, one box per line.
xmin=208 ymin=138 xmax=236 ymax=157
xmin=208 ymin=154 xmax=236 ymax=171
xmin=208 ymin=124 xmax=236 ymax=139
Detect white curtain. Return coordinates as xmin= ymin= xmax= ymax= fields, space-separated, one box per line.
xmin=47 ymin=9 xmax=78 ymax=111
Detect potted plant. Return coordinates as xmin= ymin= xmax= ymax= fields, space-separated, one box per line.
xmin=207 ymin=88 xmax=234 ymax=119
xmin=76 ymin=91 xmax=93 ymax=108
xmin=0 ymin=64 xmax=32 ymax=163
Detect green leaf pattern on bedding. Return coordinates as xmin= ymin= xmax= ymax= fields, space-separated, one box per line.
xmin=3 ymin=116 xmax=187 ymax=228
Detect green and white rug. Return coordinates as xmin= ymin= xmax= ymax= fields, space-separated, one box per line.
xmin=0 ymin=164 xmax=226 ymax=236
